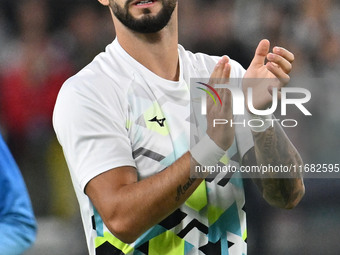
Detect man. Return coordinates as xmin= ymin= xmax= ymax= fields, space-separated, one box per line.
xmin=53 ymin=0 xmax=305 ymax=254
xmin=0 ymin=133 xmax=37 ymax=255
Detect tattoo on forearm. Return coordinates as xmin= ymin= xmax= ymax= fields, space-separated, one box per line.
xmin=253 ymin=123 xmax=301 ymax=168
xmin=249 ymin=121 xmax=304 ymax=207
xmin=175 ymin=177 xmax=195 ymax=202
xmin=263 ymin=131 xmax=274 ymax=155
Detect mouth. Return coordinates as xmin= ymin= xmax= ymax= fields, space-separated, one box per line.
xmin=132 ymin=0 xmax=157 ymax=8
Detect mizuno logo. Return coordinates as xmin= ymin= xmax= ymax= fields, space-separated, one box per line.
xmin=149 ymin=116 xmax=166 ymax=127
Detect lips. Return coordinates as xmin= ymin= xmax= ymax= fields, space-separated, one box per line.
xmin=133 ymin=0 xmax=156 ymax=7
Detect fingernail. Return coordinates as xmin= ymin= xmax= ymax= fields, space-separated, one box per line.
xmin=268 ymin=53 xmax=275 ymax=60
xmin=220 ymin=56 xmax=228 ymax=64
xmin=274 ymin=47 xmax=281 ymax=53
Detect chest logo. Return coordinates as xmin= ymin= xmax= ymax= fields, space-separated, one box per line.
xmin=149 ymin=116 xmax=166 ymax=127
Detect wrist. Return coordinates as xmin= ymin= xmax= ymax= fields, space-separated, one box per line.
xmin=190 ymin=135 xmax=226 ymax=167
xmin=247 ymin=111 xmax=273 ymax=132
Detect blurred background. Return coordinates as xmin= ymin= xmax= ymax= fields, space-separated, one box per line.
xmin=0 ymin=0 xmax=339 ymax=254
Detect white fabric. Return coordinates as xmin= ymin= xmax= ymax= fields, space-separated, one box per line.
xmin=190 ymin=135 xmax=226 ymax=167
xmin=53 ymin=38 xmax=253 ymax=255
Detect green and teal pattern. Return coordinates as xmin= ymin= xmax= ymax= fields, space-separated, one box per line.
xmin=93 ymin=78 xmax=247 ymax=254
xmin=92 ymin=172 xmax=246 ymax=254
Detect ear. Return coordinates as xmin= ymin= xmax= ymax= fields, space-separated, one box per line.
xmin=98 ymin=0 xmax=110 ymax=6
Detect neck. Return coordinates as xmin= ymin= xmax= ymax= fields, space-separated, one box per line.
xmin=113 ymin=7 xmax=179 ymax=81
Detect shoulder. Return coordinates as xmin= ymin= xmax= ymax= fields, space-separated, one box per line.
xmin=54 ymin=42 xmax=134 ymax=113
xmin=178 ymin=44 xmax=246 ymax=78
xmin=53 ymin=43 xmax=135 ymax=138
xmin=59 ymin=43 xmax=133 ymax=97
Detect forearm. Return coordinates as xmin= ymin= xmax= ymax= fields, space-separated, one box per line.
xmin=251 ymin=120 xmax=305 ymax=209
xmin=88 ymin=152 xmax=205 ymax=243
xmin=86 ymin=58 xmax=235 ymax=243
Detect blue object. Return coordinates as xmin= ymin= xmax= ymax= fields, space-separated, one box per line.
xmin=0 ymin=133 xmax=37 ymax=255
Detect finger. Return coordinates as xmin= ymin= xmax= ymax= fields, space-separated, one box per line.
xmin=219 ymin=65 xmax=232 ymax=111
xmin=273 ymin=46 xmax=295 ymax=63
xmin=249 ymin=39 xmax=270 ymax=67
xmin=216 ymin=62 xmax=231 ymax=107
xmin=216 ymin=62 xmax=231 ymax=87
xmin=210 ymin=57 xmax=228 ymax=78
xmin=222 ymin=62 xmax=231 ymax=80
xmin=268 ymin=86 xmax=282 ymax=100
xmin=267 ymin=53 xmax=292 ymax=74
xmin=206 ymin=61 xmax=224 ymax=107
xmin=219 ymin=85 xmax=232 ymax=114
xmin=209 ymin=57 xmax=229 ymax=91
xmin=266 ymin=62 xmax=290 ymax=85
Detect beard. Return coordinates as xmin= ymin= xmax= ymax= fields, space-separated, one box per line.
xmin=109 ymin=0 xmax=177 ymax=33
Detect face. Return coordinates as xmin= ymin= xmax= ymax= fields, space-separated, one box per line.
xmin=109 ymin=0 xmax=177 ymax=33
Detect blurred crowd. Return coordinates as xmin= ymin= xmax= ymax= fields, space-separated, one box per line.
xmin=0 ymin=0 xmax=114 ymax=217
xmin=0 ymin=0 xmax=339 ymax=254
xmin=180 ymin=0 xmax=340 ymax=73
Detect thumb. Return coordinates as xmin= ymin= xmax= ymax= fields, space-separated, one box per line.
xmin=249 ymin=39 xmax=270 ymax=67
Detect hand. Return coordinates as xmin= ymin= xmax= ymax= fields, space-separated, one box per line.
xmin=243 ymin=39 xmax=295 ymax=111
xmin=206 ymin=56 xmax=234 ymax=151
